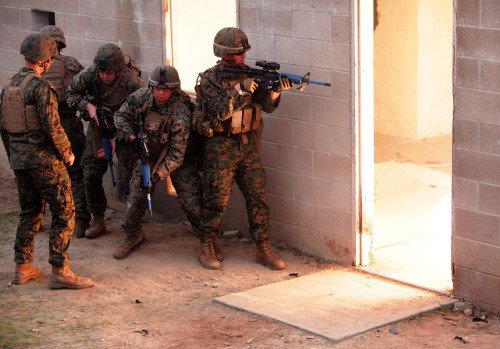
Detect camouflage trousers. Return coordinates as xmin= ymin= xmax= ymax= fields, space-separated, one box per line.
xmin=82 ymin=125 xmax=139 ymax=216
xmin=199 ymin=134 xmax=270 ymax=244
xmin=13 ymin=163 xmax=75 ymax=267
xmin=60 ymin=115 xmax=90 ymax=221
xmin=122 ymin=158 xmax=203 ymax=237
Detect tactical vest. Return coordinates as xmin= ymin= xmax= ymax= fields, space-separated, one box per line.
xmin=1 ymin=74 xmax=42 ymax=133
xmin=193 ymin=69 xmax=262 ymax=136
xmin=90 ymin=67 xmax=136 ymax=129
xmin=43 ymin=55 xmax=66 ymax=102
xmin=141 ymin=99 xmax=182 ymax=158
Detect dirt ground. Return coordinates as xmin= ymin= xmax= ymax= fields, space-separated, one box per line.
xmin=0 ymin=173 xmax=499 ymax=349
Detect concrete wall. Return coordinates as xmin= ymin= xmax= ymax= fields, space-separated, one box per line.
xmin=417 ymin=0 xmax=453 ymax=138
xmin=374 ymin=0 xmax=418 ymax=138
xmin=0 ymin=0 xmax=355 ymax=264
xmin=0 ymin=0 xmax=164 ymax=87
xmin=374 ymin=0 xmax=452 ymax=140
xmin=0 ymin=0 xmax=180 ymax=216
xmin=453 ymin=0 xmax=500 ymax=311
xmin=232 ymin=0 xmax=355 ymax=264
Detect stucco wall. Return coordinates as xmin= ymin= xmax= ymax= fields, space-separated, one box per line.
xmin=232 ymin=0 xmax=355 ymax=264
xmin=453 ymin=0 xmax=500 ymax=311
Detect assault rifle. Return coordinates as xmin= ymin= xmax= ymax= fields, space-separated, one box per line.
xmin=216 ymin=61 xmax=331 ymax=91
xmin=90 ymin=82 xmax=116 ymax=186
xmin=137 ymin=115 xmax=152 ymax=215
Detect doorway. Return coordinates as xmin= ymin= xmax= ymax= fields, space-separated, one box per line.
xmin=360 ymin=0 xmax=453 ymax=293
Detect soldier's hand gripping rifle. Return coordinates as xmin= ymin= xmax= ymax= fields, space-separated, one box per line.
xmin=216 ymin=60 xmax=331 ymax=92
xmin=137 ymin=115 xmax=152 ymax=215
xmin=90 ymin=82 xmax=116 ymax=186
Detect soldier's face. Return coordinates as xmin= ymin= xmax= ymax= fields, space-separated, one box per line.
xmin=153 ymin=87 xmax=172 ymax=106
xmin=98 ymin=71 xmax=117 ymax=85
xmin=233 ymin=51 xmax=246 ymax=65
xmin=222 ymin=52 xmax=246 ymax=67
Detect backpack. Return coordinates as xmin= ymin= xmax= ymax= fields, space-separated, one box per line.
xmin=191 ymin=72 xmax=213 ymax=137
xmin=124 ymin=55 xmax=142 ymax=77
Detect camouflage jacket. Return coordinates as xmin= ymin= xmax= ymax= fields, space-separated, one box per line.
xmin=198 ymin=62 xmax=280 ymax=130
xmin=114 ymin=87 xmax=191 ymax=180
xmin=42 ymin=54 xmax=83 ymax=112
xmin=0 ymin=68 xmax=73 ymax=169
xmin=65 ymin=66 xmax=143 ymax=129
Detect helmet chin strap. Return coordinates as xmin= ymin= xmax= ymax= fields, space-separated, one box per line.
xmin=33 ymin=59 xmax=51 ymax=75
xmin=41 ymin=61 xmax=51 ymax=74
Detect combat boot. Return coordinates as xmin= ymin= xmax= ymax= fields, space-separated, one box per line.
xmin=74 ymin=218 xmax=90 ymax=238
xmin=49 ymin=266 xmax=93 ymax=289
xmin=12 ymin=263 xmax=43 ymax=285
xmin=113 ymin=232 xmax=145 ymax=259
xmin=85 ymin=215 xmax=106 ymax=239
xmin=213 ymin=242 xmax=224 ymax=262
xmin=256 ymin=241 xmax=286 ymax=270
xmin=198 ymin=242 xmax=221 ymax=270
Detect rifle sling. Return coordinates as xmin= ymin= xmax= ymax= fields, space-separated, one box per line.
xmin=152 ymin=144 xmax=169 ymax=175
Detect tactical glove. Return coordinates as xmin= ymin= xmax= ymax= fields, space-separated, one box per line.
xmin=240 ymin=78 xmax=258 ymax=93
xmin=276 ymin=76 xmax=294 ymax=91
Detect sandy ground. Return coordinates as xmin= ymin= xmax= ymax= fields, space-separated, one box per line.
xmin=0 ymin=172 xmax=499 ymax=349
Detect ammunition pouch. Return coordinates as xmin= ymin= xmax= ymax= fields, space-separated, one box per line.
xmin=230 ymin=104 xmax=262 ymax=135
xmin=144 ymin=110 xmax=169 ymax=158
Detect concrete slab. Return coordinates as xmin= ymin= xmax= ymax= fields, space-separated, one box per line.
xmin=215 ymin=269 xmax=454 ymax=342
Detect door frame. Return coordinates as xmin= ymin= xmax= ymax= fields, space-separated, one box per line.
xmin=353 ymin=0 xmax=375 ymax=266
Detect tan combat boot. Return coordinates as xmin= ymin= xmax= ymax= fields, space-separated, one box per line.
xmin=198 ymin=242 xmax=221 ymax=270
xmin=12 ymin=263 xmax=43 ymax=285
xmin=49 ymin=266 xmax=93 ymax=289
xmin=85 ymin=215 xmax=106 ymax=238
xmin=113 ymin=232 xmax=145 ymax=259
xmin=213 ymin=242 xmax=223 ymax=262
xmin=256 ymin=241 xmax=286 ymax=270
xmin=74 ymin=218 xmax=90 ymax=238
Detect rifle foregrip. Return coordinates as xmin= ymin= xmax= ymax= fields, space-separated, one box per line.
xmin=141 ymin=164 xmax=151 ymax=188
xmin=101 ymin=138 xmax=113 ymax=161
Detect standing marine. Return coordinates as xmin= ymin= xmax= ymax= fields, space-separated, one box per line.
xmin=39 ymin=25 xmax=90 ymax=238
xmin=0 ymin=33 xmax=92 ymax=289
xmin=66 ymin=43 xmax=143 ymax=239
xmin=113 ymin=65 xmax=203 ymax=259
xmin=195 ymin=27 xmax=292 ymax=270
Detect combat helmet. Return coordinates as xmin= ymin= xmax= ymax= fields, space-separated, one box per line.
xmin=148 ymin=65 xmax=180 ymax=89
xmin=213 ymin=27 xmax=251 ymax=58
xmin=20 ymin=33 xmax=58 ymax=62
xmin=93 ymin=43 xmax=125 ymax=72
xmin=39 ymin=25 xmax=66 ymax=49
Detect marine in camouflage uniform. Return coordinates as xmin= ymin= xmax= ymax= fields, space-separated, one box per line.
xmin=66 ymin=43 xmax=143 ymax=239
xmin=40 ymin=25 xmax=90 ymax=238
xmin=113 ymin=65 xmax=202 ymax=259
xmin=0 ymin=33 xmax=92 ymax=289
xmin=196 ymin=27 xmax=291 ymax=270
